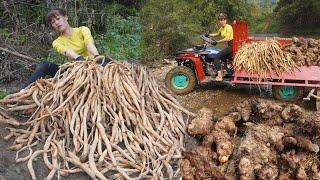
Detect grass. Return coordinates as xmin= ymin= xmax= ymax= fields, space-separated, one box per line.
xmin=0 ymin=90 xmax=9 ymax=99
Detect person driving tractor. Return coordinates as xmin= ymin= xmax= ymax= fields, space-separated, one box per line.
xmin=207 ymin=13 xmax=233 ymax=81
xmin=23 ymin=8 xmax=110 ymax=89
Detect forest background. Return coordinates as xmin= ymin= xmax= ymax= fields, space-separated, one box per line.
xmin=0 ymin=0 xmax=319 ymax=64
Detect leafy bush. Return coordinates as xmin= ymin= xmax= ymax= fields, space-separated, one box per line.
xmin=140 ymin=0 xmax=262 ymax=60
xmin=95 ymin=15 xmax=142 ymax=61
xmin=141 ymin=0 xmax=204 ymax=60
xmin=0 ymin=90 xmax=9 ymax=99
xmin=275 ymin=0 xmax=320 ymax=29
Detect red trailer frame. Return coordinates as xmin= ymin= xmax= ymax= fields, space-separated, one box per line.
xmin=231 ymin=20 xmax=320 ymax=89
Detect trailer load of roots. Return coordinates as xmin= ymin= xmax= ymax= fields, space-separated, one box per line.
xmin=233 ymin=37 xmax=320 ymax=77
xmin=284 ymin=37 xmax=320 ymax=66
xmin=0 ymin=61 xmax=195 ymax=179
xmin=181 ymin=99 xmax=320 ymax=179
xmin=233 ymin=40 xmax=297 ymax=77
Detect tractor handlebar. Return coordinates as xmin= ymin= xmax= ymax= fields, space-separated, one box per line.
xmin=201 ymin=35 xmax=217 ymax=46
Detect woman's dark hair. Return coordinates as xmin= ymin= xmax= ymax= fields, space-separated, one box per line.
xmin=218 ymin=13 xmax=227 ymax=20
xmin=45 ymin=8 xmax=67 ymax=26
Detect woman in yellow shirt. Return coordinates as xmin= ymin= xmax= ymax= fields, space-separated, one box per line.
xmin=24 ymin=8 xmax=105 ymax=88
xmin=207 ymin=13 xmax=233 ymax=81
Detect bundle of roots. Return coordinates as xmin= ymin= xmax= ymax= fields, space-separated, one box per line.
xmin=181 ymin=99 xmax=320 ymax=179
xmin=233 ymin=40 xmax=297 ymax=77
xmin=284 ymin=37 xmax=320 ymax=66
xmin=0 ymin=61 xmax=195 ymax=179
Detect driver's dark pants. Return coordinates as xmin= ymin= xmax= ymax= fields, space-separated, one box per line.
xmin=208 ymin=40 xmax=233 ymax=71
xmin=23 ymin=61 xmax=59 ymax=88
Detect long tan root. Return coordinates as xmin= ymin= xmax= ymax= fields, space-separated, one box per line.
xmin=1 ymin=61 xmax=193 ymax=179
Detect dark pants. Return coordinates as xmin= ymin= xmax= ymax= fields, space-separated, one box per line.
xmin=208 ymin=41 xmax=233 ymax=71
xmin=24 ymin=61 xmax=59 ymax=88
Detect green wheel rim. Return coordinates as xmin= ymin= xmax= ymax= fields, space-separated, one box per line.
xmin=172 ymin=73 xmax=189 ymax=89
xmin=279 ymin=86 xmax=296 ymax=100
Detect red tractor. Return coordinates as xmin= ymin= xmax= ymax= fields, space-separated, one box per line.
xmin=165 ymin=21 xmax=320 ymax=109
xmin=165 ymin=35 xmax=233 ymax=95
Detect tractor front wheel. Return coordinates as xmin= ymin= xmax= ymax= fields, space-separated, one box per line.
xmin=165 ymin=66 xmax=196 ymax=95
xmin=272 ymin=85 xmax=303 ymax=101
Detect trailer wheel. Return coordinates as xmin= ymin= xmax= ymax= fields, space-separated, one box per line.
xmin=272 ymin=85 xmax=303 ymax=101
xmin=165 ymin=66 xmax=196 ymax=95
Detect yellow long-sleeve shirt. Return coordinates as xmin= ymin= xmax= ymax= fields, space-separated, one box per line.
xmin=52 ymin=26 xmax=94 ymax=61
xmin=217 ymin=24 xmax=233 ymax=41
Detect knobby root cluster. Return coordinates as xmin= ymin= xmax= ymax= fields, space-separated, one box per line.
xmin=284 ymin=37 xmax=320 ymax=66
xmin=181 ymin=99 xmax=320 ymax=180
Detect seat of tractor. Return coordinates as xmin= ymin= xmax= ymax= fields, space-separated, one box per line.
xmin=176 ymin=44 xmax=206 ymax=54
xmin=177 ymin=49 xmax=198 ymax=54
xmin=199 ymin=51 xmax=210 ymax=55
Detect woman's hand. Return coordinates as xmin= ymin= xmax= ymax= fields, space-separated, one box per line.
xmin=94 ymin=55 xmax=112 ymax=66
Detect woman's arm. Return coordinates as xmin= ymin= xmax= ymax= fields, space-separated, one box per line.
xmin=217 ymin=37 xmax=230 ymax=43
xmin=62 ymin=43 xmax=99 ymax=60
xmin=81 ymin=27 xmax=99 ymax=57
xmin=209 ymin=32 xmax=220 ymax=37
xmin=86 ymin=42 xmax=99 ymax=57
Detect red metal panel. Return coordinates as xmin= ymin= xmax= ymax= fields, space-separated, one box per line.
xmin=192 ymin=57 xmax=206 ymax=81
xmin=179 ymin=54 xmax=196 ymax=58
xmin=230 ymin=81 xmax=320 ymax=87
xmin=232 ymin=66 xmax=320 ymax=87
xmin=232 ymin=20 xmax=248 ymax=59
xmin=232 ymin=20 xmax=293 ymax=59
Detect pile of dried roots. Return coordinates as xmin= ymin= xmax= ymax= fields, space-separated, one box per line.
xmin=284 ymin=37 xmax=320 ymax=66
xmin=233 ymin=40 xmax=297 ymax=77
xmin=0 ymin=61 xmax=195 ymax=179
xmin=181 ymin=99 xmax=320 ymax=179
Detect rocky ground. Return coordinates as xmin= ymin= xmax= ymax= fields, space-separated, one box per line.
xmin=0 ymin=60 xmax=317 ymax=179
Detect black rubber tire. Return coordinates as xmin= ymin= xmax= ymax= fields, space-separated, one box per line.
xmin=272 ymin=85 xmax=304 ymax=101
xmin=165 ymin=66 xmax=196 ymax=95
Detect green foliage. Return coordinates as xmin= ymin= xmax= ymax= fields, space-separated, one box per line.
xmin=247 ymin=0 xmax=277 ymax=10
xmin=141 ymin=0 xmax=261 ymax=60
xmin=2 ymin=0 xmax=318 ymax=64
xmin=0 ymin=28 xmax=11 ymax=38
xmin=275 ymin=0 xmax=320 ymax=29
xmin=0 ymin=90 xmax=9 ymax=99
xmin=249 ymin=7 xmax=280 ymax=33
xmin=95 ymin=15 xmax=142 ymax=61
xmin=214 ymin=0 xmax=258 ymax=21
xmin=1 ymin=1 xmax=142 ymax=62
xmin=141 ymin=0 xmax=213 ymax=60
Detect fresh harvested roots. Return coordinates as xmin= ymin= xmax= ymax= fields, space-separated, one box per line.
xmin=0 ymin=61 xmax=195 ymax=179
xmin=181 ymin=99 xmax=320 ymax=179
xmin=284 ymin=37 xmax=320 ymax=66
xmin=0 ymin=107 xmax=20 ymax=126
xmin=233 ymin=40 xmax=297 ymax=77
